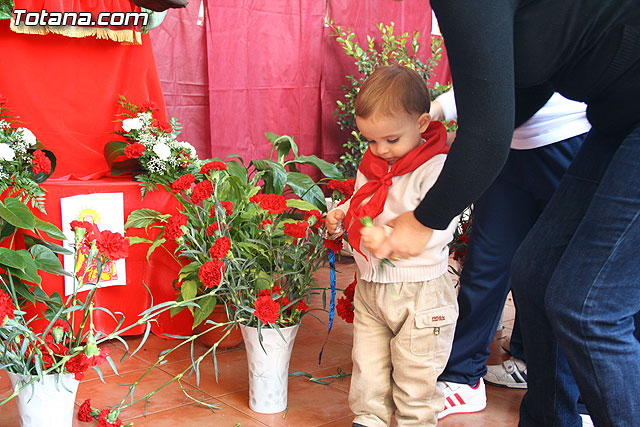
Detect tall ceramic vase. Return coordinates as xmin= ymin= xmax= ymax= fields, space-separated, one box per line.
xmin=7 ymin=372 xmax=79 ymax=427
xmin=240 ymin=323 xmax=299 ymax=414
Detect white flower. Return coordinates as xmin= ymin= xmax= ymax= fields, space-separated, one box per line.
xmin=17 ymin=127 xmax=36 ymax=146
xmin=152 ymin=143 xmax=171 ymax=160
xmin=122 ymin=118 xmax=144 ymax=132
xmin=177 ymin=141 xmax=197 ymax=157
xmin=146 ymin=157 xmax=166 ymax=173
xmin=0 ymin=143 xmax=15 ymax=161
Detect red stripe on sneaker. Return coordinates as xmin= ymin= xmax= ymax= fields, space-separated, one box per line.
xmin=446 ymin=396 xmax=456 ymax=407
xmin=454 ymin=393 xmax=466 ymax=405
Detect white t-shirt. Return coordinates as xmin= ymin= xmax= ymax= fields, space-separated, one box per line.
xmin=435 ymin=90 xmax=591 ymax=150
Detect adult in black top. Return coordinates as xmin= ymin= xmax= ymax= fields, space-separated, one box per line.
xmin=372 ymin=1 xmax=640 ymax=426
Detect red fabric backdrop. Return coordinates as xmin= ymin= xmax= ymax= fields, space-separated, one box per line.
xmin=150 ymin=0 xmax=451 ymax=163
xmin=0 ymin=22 xmax=166 ymax=179
xmin=0 ymin=2 xmax=450 ymax=339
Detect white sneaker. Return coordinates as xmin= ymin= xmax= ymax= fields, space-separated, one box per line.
xmin=437 ymin=378 xmax=487 ymax=419
xmin=484 ymin=357 xmax=528 ymax=389
xmin=580 ymin=414 xmax=594 ymax=427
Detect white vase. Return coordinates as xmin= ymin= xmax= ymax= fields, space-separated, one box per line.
xmin=7 ymin=372 xmax=79 ymax=427
xmin=240 ymin=323 xmax=299 ymax=414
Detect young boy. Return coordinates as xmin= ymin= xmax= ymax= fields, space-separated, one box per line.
xmin=326 ymin=65 xmax=461 ymax=427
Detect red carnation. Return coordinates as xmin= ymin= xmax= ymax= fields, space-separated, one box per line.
xmin=328 ymin=179 xmax=356 ymax=199
xmin=171 ymin=174 xmax=196 ymax=192
xmin=295 ymin=300 xmax=309 ymax=313
xmin=254 ymin=296 xmax=280 ymax=325
xmin=97 ymin=408 xmax=123 ymax=427
xmin=206 ymin=222 xmax=220 ymax=235
xmin=259 ymin=219 xmax=272 ymax=229
xmin=91 ymin=347 xmax=111 ymax=367
xmin=191 ymin=180 xmax=213 ymax=204
xmin=344 ymin=274 xmax=357 ymax=300
xmin=323 ymin=238 xmax=343 ymax=253
xmin=124 ymin=143 xmax=145 ymax=159
xmin=0 ymin=290 xmax=15 ymax=325
xmin=66 ymin=352 xmax=92 ymax=380
xmin=209 ymin=236 xmax=231 ymax=259
xmin=259 ymin=288 xmax=272 ymax=297
xmin=250 ymin=193 xmax=287 ymax=215
xmin=141 ymin=100 xmax=159 ymax=112
xmin=164 ymin=213 xmax=188 ymax=240
xmin=34 ymin=341 xmax=68 ymax=368
xmin=304 ymin=210 xmax=322 ymax=228
xmin=198 ymin=260 xmax=225 ymax=288
xmin=96 ymin=230 xmax=129 ymax=261
xmin=220 ymin=201 xmax=233 ymax=216
xmin=284 ymin=221 xmax=309 ymax=240
xmin=70 ymin=220 xmax=94 ymax=233
xmin=152 ymin=119 xmax=173 ymax=133
xmin=304 ymin=210 xmax=321 ymax=221
xmin=77 ymin=399 xmax=93 ymax=422
xmin=207 ymin=222 xmax=220 ymax=236
xmin=200 ymin=161 xmax=227 ymax=174
xmin=31 ymin=150 xmax=51 ymax=175
xmin=336 ymin=297 xmax=354 ymax=323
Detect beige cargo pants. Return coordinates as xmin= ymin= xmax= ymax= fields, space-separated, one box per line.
xmin=350 ymin=274 xmax=458 ymax=427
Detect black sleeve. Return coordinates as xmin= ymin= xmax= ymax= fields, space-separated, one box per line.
xmin=514 ymin=85 xmax=555 ymax=127
xmin=415 ymin=0 xmax=518 ymax=229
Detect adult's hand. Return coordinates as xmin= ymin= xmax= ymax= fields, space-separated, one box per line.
xmin=371 ymin=211 xmax=433 ymax=260
xmin=132 ymin=0 xmax=188 ymax=12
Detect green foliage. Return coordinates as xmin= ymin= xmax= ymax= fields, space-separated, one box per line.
xmin=0 ymin=0 xmax=13 ymax=20
xmin=329 ymin=21 xmax=447 ymax=177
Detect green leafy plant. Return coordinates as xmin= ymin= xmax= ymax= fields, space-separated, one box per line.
xmin=125 ymin=131 xmax=344 ymax=330
xmin=0 ymin=0 xmax=13 ymax=20
xmin=329 ymin=20 xmax=450 ymax=177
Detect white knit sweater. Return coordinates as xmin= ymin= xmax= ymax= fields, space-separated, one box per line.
xmin=334 ymin=154 xmax=460 ymax=283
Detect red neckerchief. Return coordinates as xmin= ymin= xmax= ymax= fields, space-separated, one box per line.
xmin=345 ymin=120 xmax=449 ymax=258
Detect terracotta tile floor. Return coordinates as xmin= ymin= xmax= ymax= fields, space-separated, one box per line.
xmin=0 ymin=257 xmax=524 ymax=426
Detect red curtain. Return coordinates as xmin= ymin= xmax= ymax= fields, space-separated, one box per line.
xmin=151 ymin=0 xmax=451 ymax=164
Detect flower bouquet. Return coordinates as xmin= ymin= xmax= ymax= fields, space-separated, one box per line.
xmin=125 ymin=132 xmax=342 ymax=333
xmin=122 ymin=128 xmax=344 ymax=413
xmin=104 ymin=96 xmax=199 ymax=191
xmin=0 ymin=96 xmax=55 ymax=212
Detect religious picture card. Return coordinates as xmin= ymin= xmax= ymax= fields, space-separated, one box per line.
xmin=60 ymin=192 xmax=126 ymax=296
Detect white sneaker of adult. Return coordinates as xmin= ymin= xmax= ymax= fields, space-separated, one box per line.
xmin=437 ymin=378 xmax=487 ymax=420
xmin=580 ymin=414 xmax=594 ymax=427
xmin=484 ymin=357 xmax=528 ymax=389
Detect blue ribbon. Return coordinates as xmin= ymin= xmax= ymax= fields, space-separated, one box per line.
xmin=318 ymin=248 xmax=337 ymax=365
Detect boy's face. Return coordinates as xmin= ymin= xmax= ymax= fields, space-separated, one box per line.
xmin=356 ymin=111 xmax=431 ymax=165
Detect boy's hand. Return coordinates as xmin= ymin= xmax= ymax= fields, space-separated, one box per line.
xmin=361 ymin=225 xmax=387 ymax=253
xmin=325 ymin=209 xmax=345 ymax=236
xmin=373 ymin=212 xmax=433 ymax=259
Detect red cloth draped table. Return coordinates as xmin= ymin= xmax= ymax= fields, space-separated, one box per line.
xmin=35 ymin=179 xmax=194 ymax=338
xmin=0 ymin=15 xmax=191 ymax=338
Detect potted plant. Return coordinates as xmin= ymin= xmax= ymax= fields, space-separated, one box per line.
xmin=328 ymin=20 xmax=452 ymax=177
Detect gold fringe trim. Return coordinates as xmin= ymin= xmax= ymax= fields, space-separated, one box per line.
xmin=10 ymin=19 xmax=142 ymax=45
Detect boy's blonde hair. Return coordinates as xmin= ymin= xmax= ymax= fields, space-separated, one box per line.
xmin=355 ymin=65 xmax=431 ymax=119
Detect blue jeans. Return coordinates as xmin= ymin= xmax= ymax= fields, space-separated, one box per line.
xmin=512 ymin=122 xmax=640 ymax=427
xmin=439 ymin=135 xmax=585 ymax=385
